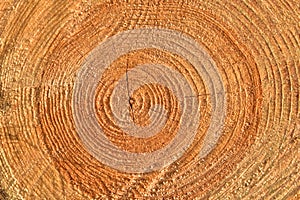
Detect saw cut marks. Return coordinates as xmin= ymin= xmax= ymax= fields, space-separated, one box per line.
xmin=0 ymin=0 xmax=299 ymax=199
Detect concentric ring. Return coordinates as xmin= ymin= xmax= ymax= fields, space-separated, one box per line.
xmin=1 ymin=0 xmax=298 ymax=199
xmin=73 ymin=28 xmax=226 ymax=173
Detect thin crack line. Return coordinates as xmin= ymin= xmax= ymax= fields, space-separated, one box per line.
xmin=125 ymin=59 xmax=135 ymax=123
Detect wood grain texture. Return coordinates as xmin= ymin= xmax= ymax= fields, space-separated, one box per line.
xmin=0 ymin=0 xmax=299 ymax=199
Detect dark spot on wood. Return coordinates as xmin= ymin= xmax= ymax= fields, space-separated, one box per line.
xmin=0 ymin=101 xmax=11 ymax=112
xmin=0 ymin=188 xmax=9 ymax=200
xmin=0 ymin=82 xmax=11 ymax=112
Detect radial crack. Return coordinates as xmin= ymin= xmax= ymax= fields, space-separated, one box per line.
xmin=125 ymin=60 xmax=135 ymax=122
